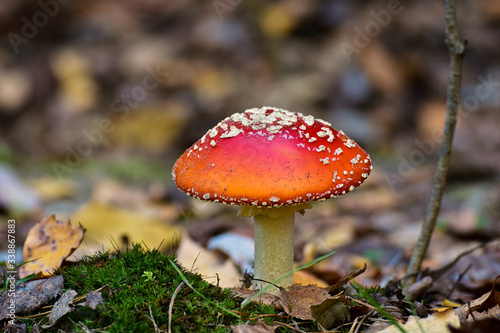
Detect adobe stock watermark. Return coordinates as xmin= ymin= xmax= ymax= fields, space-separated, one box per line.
xmin=339 ymin=0 xmax=406 ymax=64
xmin=213 ymin=0 xmax=242 ymax=21
xmin=6 ymin=219 xmax=17 ymax=325
xmin=51 ymin=64 xmax=168 ymax=180
xmin=385 ymin=72 xmax=500 ymax=191
xmin=7 ymin=0 xmax=72 ymax=54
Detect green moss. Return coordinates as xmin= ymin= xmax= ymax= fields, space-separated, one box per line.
xmin=17 ymin=244 xmax=304 ymax=332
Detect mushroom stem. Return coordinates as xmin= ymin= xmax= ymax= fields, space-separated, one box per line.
xmin=252 ymin=213 xmax=295 ymax=293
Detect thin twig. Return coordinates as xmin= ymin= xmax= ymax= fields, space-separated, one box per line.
xmin=273 ymin=321 xmax=308 ymax=333
xmin=168 ymin=281 xmax=185 ymax=333
xmin=446 ymin=264 xmax=472 ymax=299
xmin=146 ymin=305 xmax=161 ymax=333
xmin=349 ymin=310 xmax=375 ymax=333
xmin=77 ymin=321 xmax=94 ymax=333
xmin=406 ymin=0 xmax=467 ymax=285
xmin=346 ymin=296 xmax=404 ymax=323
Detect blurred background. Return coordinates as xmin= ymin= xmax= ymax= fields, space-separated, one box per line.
xmin=0 ymin=0 xmax=499 ymax=289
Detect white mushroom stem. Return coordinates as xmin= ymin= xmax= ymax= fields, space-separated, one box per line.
xmin=238 ymin=203 xmax=311 ymax=294
xmin=253 ymin=213 xmax=295 ymax=293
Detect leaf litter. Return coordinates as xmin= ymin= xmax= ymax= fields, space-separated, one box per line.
xmin=230 ymin=244 xmax=500 ymax=332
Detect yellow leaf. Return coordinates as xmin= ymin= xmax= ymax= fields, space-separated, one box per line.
xmin=68 ymin=202 xmax=182 ymax=259
xmin=51 ymin=48 xmax=97 ymax=112
xmin=293 ymin=270 xmax=328 ymax=288
xmin=432 ymin=306 xmax=455 ymax=313
xmin=110 ymin=103 xmax=188 ymax=153
xmin=31 ymin=177 xmax=77 ymax=201
xmin=20 ymin=215 xmax=85 ymax=278
xmin=379 ymin=308 xmax=460 ymax=333
xmin=259 ymin=4 xmax=295 ymax=38
xmin=441 ymin=299 xmax=462 ymax=308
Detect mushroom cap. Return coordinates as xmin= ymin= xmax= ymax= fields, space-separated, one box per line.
xmin=172 ymin=107 xmax=372 ymax=207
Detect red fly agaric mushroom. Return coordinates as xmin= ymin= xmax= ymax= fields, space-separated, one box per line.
xmin=172 ymin=107 xmax=371 ymax=293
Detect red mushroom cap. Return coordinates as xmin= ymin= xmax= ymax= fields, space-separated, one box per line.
xmin=172 ymin=107 xmax=372 ymax=207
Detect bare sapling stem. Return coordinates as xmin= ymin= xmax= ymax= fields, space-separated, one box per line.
xmin=406 ymin=0 xmax=467 ymax=285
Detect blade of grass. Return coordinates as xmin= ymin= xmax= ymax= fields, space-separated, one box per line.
xmin=167 ymin=257 xmax=241 ymax=319
xmin=353 ymin=282 xmax=407 ymax=333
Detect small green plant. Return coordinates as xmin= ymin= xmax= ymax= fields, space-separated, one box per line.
xmin=141 ymin=270 xmax=156 ymax=282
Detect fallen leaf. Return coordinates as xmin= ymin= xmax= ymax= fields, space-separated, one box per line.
xmin=310 ymin=297 xmax=350 ymax=330
xmin=232 ymin=288 xmax=281 ymax=309
xmin=110 ymin=103 xmax=188 ymax=153
xmin=4 ymin=320 xmax=26 ymax=333
xmin=19 ymin=216 xmax=85 ymax=278
xmin=378 ymin=309 xmax=460 ymax=333
xmin=0 ymin=275 xmax=63 ymax=320
xmin=259 ymin=3 xmax=296 ymax=39
xmin=456 ymin=276 xmax=500 ymax=323
xmin=68 ymin=202 xmax=182 ymax=260
xmin=231 ymin=322 xmax=278 ymax=333
xmin=293 ymin=270 xmax=328 ymax=288
xmin=441 ymin=299 xmax=462 ymax=308
xmin=177 ymin=235 xmax=241 ymax=288
xmin=51 ymin=48 xmax=97 ymax=112
xmin=328 ymin=263 xmax=367 ymax=294
xmin=30 ymin=177 xmax=77 ymax=201
xmin=449 ymin=318 xmax=500 ymax=333
xmin=279 ymin=284 xmax=331 ymax=320
xmin=42 ymin=289 xmax=78 ymax=328
xmin=81 ymin=291 xmax=105 ymax=310
xmin=309 ymin=222 xmax=356 ymax=254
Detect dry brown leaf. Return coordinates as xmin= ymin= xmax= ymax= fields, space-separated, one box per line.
xmin=449 ymin=317 xmax=500 ymax=333
xmin=42 ymin=289 xmax=78 ymax=329
xmin=310 ymin=297 xmax=350 ymax=330
xmin=378 ymin=308 xmax=460 ymax=333
xmin=279 ymin=284 xmax=331 ymax=320
xmin=82 ymin=291 xmax=105 ymax=310
xmin=231 ymin=322 xmax=278 ymax=333
xmin=456 ymin=277 xmax=500 ymax=323
xmin=231 ymin=287 xmax=282 ymax=309
xmin=328 ymin=263 xmax=367 ymax=294
xmin=19 ymin=215 xmax=85 ymax=278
